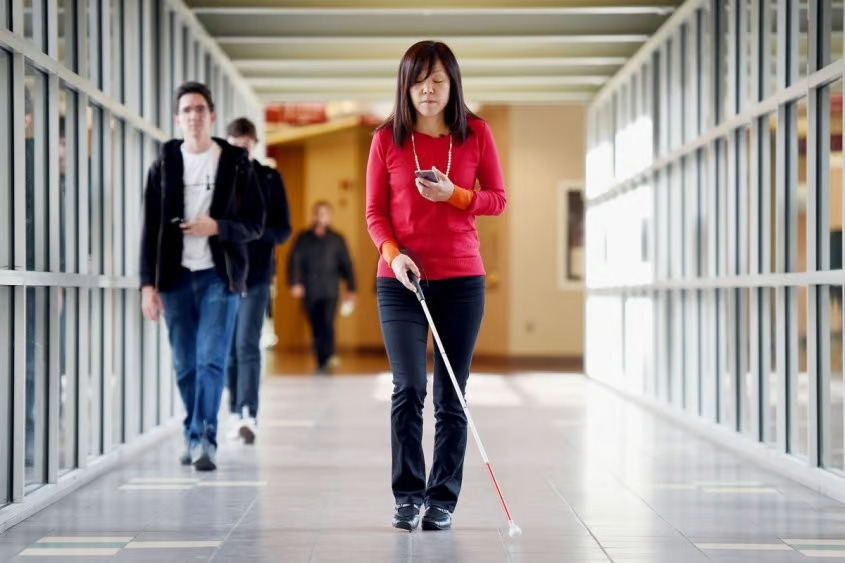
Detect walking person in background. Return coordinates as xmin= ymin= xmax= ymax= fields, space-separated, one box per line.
xmin=365 ymin=40 xmax=507 ymax=531
xmin=139 ymin=82 xmax=265 ymax=471
xmin=287 ymin=201 xmax=356 ymax=375
xmin=225 ymin=117 xmax=292 ymax=444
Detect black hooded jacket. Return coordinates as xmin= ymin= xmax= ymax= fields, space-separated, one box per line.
xmin=139 ymin=137 xmax=265 ymax=295
xmin=246 ymin=160 xmax=292 ymax=287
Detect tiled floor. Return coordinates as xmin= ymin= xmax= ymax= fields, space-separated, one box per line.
xmin=2 ymin=371 xmax=845 ymax=561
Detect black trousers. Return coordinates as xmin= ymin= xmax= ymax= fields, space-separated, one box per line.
xmin=305 ymin=297 xmax=338 ymax=368
xmin=376 ymin=275 xmax=485 ymax=512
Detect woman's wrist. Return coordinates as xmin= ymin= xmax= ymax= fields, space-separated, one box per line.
xmin=382 ymin=240 xmax=401 ymax=266
xmin=447 ymin=185 xmax=475 ymax=210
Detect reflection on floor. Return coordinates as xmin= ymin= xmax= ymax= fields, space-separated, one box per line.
xmin=265 ymin=350 xmax=581 ymax=377
xmin=2 ymin=370 xmax=845 ymax=561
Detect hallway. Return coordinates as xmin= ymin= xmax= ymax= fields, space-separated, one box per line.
xmin=2 ymin=371 xmax=845 ymax=562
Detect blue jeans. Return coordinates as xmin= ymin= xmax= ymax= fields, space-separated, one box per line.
xmin=227 ymin=283 xmax=270 ymax=419
xmin=160 ymin=268 xmax=239 ymax=449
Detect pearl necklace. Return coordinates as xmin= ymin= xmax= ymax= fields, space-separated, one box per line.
xmin=411 ymin=132 xmax=452 ymax=178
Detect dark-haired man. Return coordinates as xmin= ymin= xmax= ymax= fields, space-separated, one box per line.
xmin=224 ymin=117 xmax=291 ymax=444
xmin=139 ymin=81 xmax=265 ymax=471
xmin=288 ymin=201 xmax=356 ymax=375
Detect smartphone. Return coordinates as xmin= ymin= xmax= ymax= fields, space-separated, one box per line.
xmin=415 ymin=169 xmax=438 ymax=183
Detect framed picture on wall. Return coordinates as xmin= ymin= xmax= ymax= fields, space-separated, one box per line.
xmin=558 ymin=182 xmax=584 ymax=290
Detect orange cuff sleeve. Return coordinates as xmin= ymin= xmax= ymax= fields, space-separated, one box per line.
xmin=381 ymin=240 xmax=401 ymax=266
xmin=447 ymin=186 xmax=475 ymax=210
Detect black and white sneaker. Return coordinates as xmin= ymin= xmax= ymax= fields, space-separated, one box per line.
xmin=179 ymin=441 xmax=192 ymax=466
xmin=192 ymin=443 xmax=217 ymax=472
xmin=239 ymin=418 xmax=257 ymax=445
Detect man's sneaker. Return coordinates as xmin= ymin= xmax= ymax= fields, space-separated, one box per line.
xmin=239 ymin=418 xmax=257 ymax=445
xmin=192 ymin=443 xmax=217 ymax=472
xmin=392 ymin=504 xmax=420 ymax=532
xmin=225 ymin=413 xmax=241 ymax=441
xmin=422 ymin=505 xmax=452 ymax=531
xmin=179 ymin=441 xmax=192 ymax=466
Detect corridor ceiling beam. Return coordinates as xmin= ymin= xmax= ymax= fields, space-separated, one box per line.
xmin=185 ymin=0 xmax=685 ymax=105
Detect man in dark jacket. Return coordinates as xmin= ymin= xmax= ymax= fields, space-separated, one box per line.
xmin=288 ymin=202 xmax=356 ymax=375
xmin=224 ymin=117 xmax=291 ymax=444
xmin=139 ymin=82 xmax=265 ymax=471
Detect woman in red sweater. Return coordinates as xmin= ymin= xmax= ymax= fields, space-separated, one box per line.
xmin=366 ymin=40 xmax=507 ymax=532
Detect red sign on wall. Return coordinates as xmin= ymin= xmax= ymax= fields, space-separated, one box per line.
xmin=265 ymin=104 xmax=327 ymax=125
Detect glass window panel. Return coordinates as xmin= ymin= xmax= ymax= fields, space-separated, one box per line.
xmin=767 ymin=113 xmax=778 ymax=274
xmin=744 ymin=125 xmax=752 ymax=275
xmin=150 ymin=7 xmax=161 ymax=124
xmin=59 ymin=87 xmax=74 ymax=274
xmin=701 ymin=290 xmax=717 ymax=422
xmin=683 ymin=290 xmax=700 ymax=413
xmin=674 ymin=290 xmax=685 ymax=408
xmin=1 ymin=0 xmax=9 ymax=29
xmin=698 ymin=147 xmax=711 ymax=277
xmin=826 ymin=80 xmax=843 ymax=273
xmin=719 ymin=0 xmax=729 ymax=122
xmin=791 ymin=98 xmax=807 ymax=273
xmin=0 ymin=286 xmax=9 ymax=506
xmin=798 ymin=0 xmax=810 ymax=79
xmin=89 ymin=105 xmax=104 ymax=275
xmin=625 ymin=295 xmax=652 ymax=396
xmin=741 ymin=288 xmax=754 ymax=436
xmin=183 ymin=31 xmax=192 ymax=80
xmin=112 ymin=290 xmax=124 ymax=448
xmin=25 ymin=68 xmax=47 ymax=274
xmin=795 ymin=285 xmax=810 ymax=458
xmin=23 ymin=0 xmax=46 ymax=51
xmin=111 ymin=0 xmax=124 ymax=103
xmin=722 ymin=288 xmax=737 ymax=429
xmin=765 ymin=287 xmax=779 ymax=445
xmin=717 ymin=138 xmax=729 ymax=276
xmin=85 ymin=0 xmax=97 ymax=88
xmin=769 ymin=0 xmax=779 ymax=97
xmin=718 ymin=289 xmax=731 ymax=426
xmin=25 ymin=286 xmax=48 ymax=490
xmin=88 ymin=288 xmax=104 ymax=459
xmin=0 ymin=48 xmax=10 ymax=269
xmin=58 ymin=286 xmax=74 ymax=473
xmin=743 ymin=0 xmax=754 ymax=108
xmin=825 ymin=284 xmax=844 ymax=470
xmin=57 ymin=0 xmax=76 ymax=71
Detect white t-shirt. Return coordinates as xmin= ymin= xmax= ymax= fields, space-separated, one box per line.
xmin=181 ymin=142 xmax=221 ymax=271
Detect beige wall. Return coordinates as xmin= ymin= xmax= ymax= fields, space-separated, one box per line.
xmin=474 ymin=106 xmax=511 ymax=357
xmin=508 ymin=105 xmax=586 ymax=357
xmin=302 ymin=129 xmax=365 ymax=350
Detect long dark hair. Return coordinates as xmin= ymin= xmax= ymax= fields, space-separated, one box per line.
xmin=376 ymin=41 xmax=480 ymax=147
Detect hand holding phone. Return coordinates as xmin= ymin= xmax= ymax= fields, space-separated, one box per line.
xmin=415 ymin=169 xmax=439 ymax=183
xmin=415 ymin=166 xmax=454 ymax=203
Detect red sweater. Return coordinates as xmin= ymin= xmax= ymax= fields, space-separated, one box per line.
xmin=366 ymin=118 xmax=507 ymax=280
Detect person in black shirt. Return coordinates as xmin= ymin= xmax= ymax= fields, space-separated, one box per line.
xmin=287 ymin=201 xmax=356 ymax=374
xmin=225 ymin=117 xmax=291 ymax=443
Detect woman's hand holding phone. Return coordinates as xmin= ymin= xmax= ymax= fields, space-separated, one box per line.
xmin=415 ymin=166 xmax=455 ymax=202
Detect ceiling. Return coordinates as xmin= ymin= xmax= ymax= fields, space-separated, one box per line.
xmin=185 ymin=0 xmax=684 ymax=108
